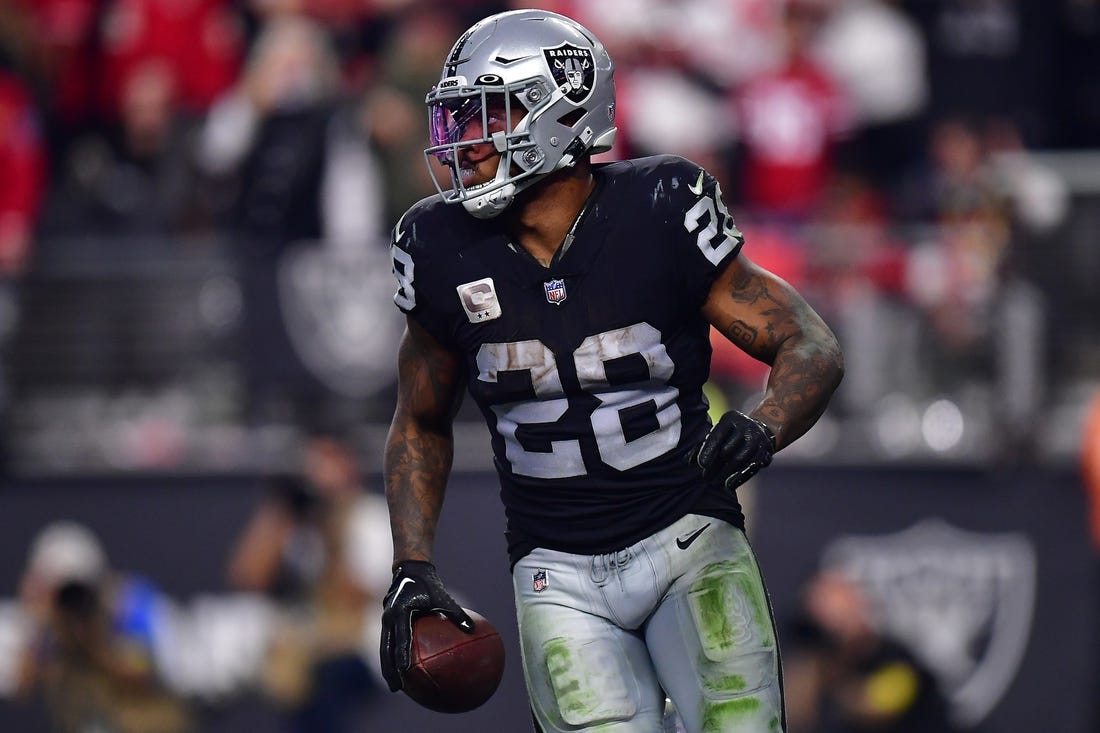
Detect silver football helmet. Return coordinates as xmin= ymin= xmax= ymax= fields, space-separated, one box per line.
xmin=424 ymin=10 xmax=617 ymax=218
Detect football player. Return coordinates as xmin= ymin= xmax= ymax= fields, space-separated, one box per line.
xmin=379 ymin=9 xmax=844 ymax=733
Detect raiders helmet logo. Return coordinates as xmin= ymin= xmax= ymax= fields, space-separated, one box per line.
xmin=543 ymin=43 xmax=595 ymax=104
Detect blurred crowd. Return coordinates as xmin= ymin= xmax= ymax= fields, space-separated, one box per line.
xmin=7 ymin=430 xmax=394 ymax=733
xmin=1 ymin=0 xmax=1100 ymax=472
xmin=2 ymin=3 xmax=1098 ymax=729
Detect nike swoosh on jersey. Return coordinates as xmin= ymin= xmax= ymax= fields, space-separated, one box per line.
xmin=676 ymin=523 xmax=712 ymax=550
xmin=393 ymin=211 xmax=409 ymax=243
xmin=688 ymin=169 xmax=705 ymax=196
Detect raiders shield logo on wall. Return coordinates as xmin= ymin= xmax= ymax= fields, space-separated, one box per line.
xmin=543 ymin=43 xmax=594 ymax=104
xmin=820 ymin=519 xmax=1037 ymax=727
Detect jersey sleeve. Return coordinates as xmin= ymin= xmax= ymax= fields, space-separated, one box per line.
xmin=654 ymin=155 xmax=745 ymax=300
xmin=389 ymin=198 xmax=460 ymax=348
xmin=390 ymin=209 xmax=419 ymax=315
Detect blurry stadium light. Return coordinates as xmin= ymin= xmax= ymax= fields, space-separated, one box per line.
xmin=922 ymin=398 xmax=965 ymax=453
xmin=873 ymin=392 xmax=923 ymax=458
xmin=198 ymin=275 xmax=242 ymax=333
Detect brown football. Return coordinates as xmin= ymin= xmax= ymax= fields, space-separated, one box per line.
xmin=402 ymin=608 xmax=505 ymax=713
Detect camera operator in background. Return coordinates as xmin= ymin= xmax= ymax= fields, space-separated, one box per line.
xmin=227 ymin=431 xmax=392 ymax=733
xmin=783 ymin=569 xmax=957 ymax=733
xmin=14 ymin=521 xmax=191 ymax=733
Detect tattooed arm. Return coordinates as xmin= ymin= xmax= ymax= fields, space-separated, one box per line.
xmin=702 ymin=255 xmax=844 ymax=450
xmin=384 ymin=317 xmax=467 ymax=567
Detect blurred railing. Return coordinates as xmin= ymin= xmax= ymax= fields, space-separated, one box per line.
xmin=4 ymin=209 xmax=1098 ymax=477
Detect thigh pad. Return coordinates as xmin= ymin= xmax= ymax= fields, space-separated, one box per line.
xmin=685 ymin=560 xmax=778 ymax=697
xmin=543 ymin=635 xmax=637 ymax=727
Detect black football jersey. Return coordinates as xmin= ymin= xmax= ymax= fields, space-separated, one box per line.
xmin=391 ymin=155 xmax=748 ymax=564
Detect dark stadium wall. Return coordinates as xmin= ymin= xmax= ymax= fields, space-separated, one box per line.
xmin=753 ymin=465 xmax=1097 ymax=733
xmin=0 ymin=467 xmax=1094 ymax=733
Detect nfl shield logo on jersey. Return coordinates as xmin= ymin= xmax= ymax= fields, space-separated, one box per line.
xmin=544 ymin=278 xmax=567 ymax=305
xmin=533 ymin=569 xmax=549 ymax=592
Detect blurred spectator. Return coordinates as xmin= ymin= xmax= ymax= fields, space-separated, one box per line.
xmin=897 ymin=116 xmax=1003 ymax=224
xmin=39 ymin=59 xmax=211 ymax=238
xmin=2 ymin=0 xmax=100 ymax=142
xmin=566 ymin=0 xmax=782 ymax=90
xmin=227 ymin=432 xmax=391 ymax=733
xmin=897 ymin=116 xmax=1048 ymax=437
xmin=14 ymin=521 xmax=192 ymax=733
xmin=98 ymin=0 xmax=242 ymax=120
xmin=813 ymin=0 xmax=929 ymax=199
xmin=732 ymin=0 xmax=852 ymax=220
xmin=0 ymin=67 xmax=47 ymax=277
xmin=361 ymin=2 xmax=465 ymax=229
xmin=903 ymin=0 xmax=1056 ymax=145
xmin=613 ymin=64 xmax=732 ymax=178
xmin=198 ymin=14 xmax=370 ymax=240
xmin=804 ymin=172 xmax=914 ymax=416
xmin=984 ymin=118 xmax=1070 ymax=236
xmin=197 ymin=13 xmax=385 ymax=421
xmin=899 ymin=119 xmax=1009 ymax=359
xmin=238 ymin=0 xmax=395 ymax=82
xmin=784 ymin=568 xmax=957 ymax=733
xmin=566 ymin=0 xmax=782 ymax=175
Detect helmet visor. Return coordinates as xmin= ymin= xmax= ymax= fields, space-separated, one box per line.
xmin=426 ymin=88 xmax=520 ymax=164
xmin=428 ymin=97 xmax=485 ymax=153
xmin=422 ymin=80 xmax=548 ymax=203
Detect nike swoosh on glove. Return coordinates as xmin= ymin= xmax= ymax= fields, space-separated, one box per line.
xmin=380 ymin=560 xmax=473 ymax=692
xmin=689 ymin=410 xmax=776 ymax=490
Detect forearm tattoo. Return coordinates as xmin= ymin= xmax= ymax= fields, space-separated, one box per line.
xmin=384 ymin=330 xmax=465 ymax=565
xmin=718 ymin=267 xmax=844 ymax=450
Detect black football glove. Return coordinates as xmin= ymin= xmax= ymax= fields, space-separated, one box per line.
xmin=380 ymin=560 xmax=473 ymax=692
xmin=689 ymin=410 xmax=776 ymax=491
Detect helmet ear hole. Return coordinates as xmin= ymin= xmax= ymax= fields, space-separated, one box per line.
xmin=557 ymin=109 xmax=586 ymax=127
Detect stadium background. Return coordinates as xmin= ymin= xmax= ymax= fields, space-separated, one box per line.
xmin=0 ymin=0 xmax=1097 ymax=731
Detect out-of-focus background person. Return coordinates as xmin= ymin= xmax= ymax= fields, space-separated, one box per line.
xmin=226 ymin=430 xmax=390 ymax=733
xmin=0 ymin=0 xmax=1096 ymax=731
xmin=783 ymin=568 xmax=958 ymax=733
xmin=13 ymin=521 xmax=191 ymax=733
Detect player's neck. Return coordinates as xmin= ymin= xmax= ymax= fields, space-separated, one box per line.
xmin=508 ymin=164 xmax=595 ymax=268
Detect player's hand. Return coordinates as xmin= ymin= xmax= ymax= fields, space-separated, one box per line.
xmin=689 ymin=410 xmax=776 ymax=491
xmin=380 ymin=560 xmax=473 ymax=692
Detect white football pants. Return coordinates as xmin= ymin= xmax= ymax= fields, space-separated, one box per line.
xmin=512 ymin=514 xmax=784 ymax=733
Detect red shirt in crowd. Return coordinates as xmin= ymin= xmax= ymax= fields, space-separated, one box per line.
xmin=99 ymin=0 xmax=242 ymax=117
xmin=14 ymin=0 xmax=99 ymax=125
xmin=735 ymin=55 xmax=850 ymax=219
xmin=0 ymin=71 xmax=47 ymax=274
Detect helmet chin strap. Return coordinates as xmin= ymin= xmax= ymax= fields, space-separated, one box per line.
xmin=462 ymin=180 xmax=517 ymax=219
